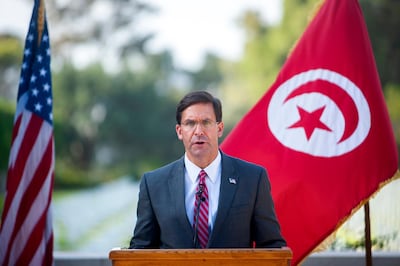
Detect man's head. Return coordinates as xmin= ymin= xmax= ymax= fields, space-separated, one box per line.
xmin=175 ymin=91 xmax=224 ymax=168
xmin=176 ymin=91 xmax=222 ymax=125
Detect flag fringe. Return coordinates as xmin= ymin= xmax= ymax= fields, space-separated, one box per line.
xmin=309 ymin=169 xmax=400 ymax=256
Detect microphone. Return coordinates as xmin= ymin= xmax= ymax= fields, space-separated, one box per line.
xmin=196 ymin=186 xmax=206 ymax=200
xmin=193 ymin=187 xmax=204 ymax=248
xmin=198 ymin=184 xmax=204 ymax=194
xmin=195 ymin=191 xmax=206 ymax=201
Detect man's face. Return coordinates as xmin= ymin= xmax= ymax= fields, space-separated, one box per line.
xmin=176 ymin=102 xmax=224 ymax=168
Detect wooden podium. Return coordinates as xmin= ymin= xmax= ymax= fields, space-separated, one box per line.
xmin=109 ymin=248 xmax=292 ymax=266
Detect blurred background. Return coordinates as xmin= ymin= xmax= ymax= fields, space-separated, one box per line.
xmin=0 ymin=0 xmax=399 ymax=254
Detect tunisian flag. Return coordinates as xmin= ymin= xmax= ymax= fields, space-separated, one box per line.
xmin=221 ymin=0 xmax=398 ymax=264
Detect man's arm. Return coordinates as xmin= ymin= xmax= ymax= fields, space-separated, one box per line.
xmin=252 ymin=169 xmax=286 ymax=248
xmin=129 ymin=174 xmax=161 ymax=248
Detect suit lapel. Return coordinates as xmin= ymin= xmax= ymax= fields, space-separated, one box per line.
xmin=168 ymin=158 xmax=194 ymax=235
xmin=209 ymin=153 xmax=238 ymax=244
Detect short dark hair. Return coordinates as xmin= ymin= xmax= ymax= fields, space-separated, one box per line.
xmin=176 ymin=91 xmax=222 ymax=124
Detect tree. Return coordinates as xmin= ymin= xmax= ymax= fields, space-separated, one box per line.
xmin=221 ymin=0 xmax=319 ymax=126
xmin=0 ymin=0 xmax=229 ymax=188
xmin=0 ymin=100 xmax=14 ymax=190
xmin=51 ymin=50 xmax=185 ymax=186
xmin=44 ymin=0 xmax=156 ymax=68
xmin=360 ymin=0 xmax=400 ymax=88
xmin=0 ymin=34 xmax=23 ymax=100
xmin=187 ymin=52 xmax=224 ymax=91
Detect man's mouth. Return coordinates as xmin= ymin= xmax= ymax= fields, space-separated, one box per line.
xmin=194 ymin=141 xmax=205 ymax=145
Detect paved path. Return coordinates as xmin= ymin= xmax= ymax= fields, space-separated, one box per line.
xmin=53 ymin=177 xmax=139 ymax=252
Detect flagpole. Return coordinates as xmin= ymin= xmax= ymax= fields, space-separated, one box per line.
xmin=364 ymin=201 xmax=372 ymax=266
xmin=37 ymin=0 xmax=45 ymax=44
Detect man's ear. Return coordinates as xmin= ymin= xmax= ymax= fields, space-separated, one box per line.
xmin=176 ymin=124 xmax=183 ymax=140
xmin=217 ymin=121 xmax=224 ymax=138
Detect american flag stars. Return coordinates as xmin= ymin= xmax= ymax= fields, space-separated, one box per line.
xmin=19 ymin=24 xmax=53 ymax=124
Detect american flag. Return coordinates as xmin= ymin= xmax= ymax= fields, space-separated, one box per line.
xmin=0 ymin=0 xmax=54 ymax=265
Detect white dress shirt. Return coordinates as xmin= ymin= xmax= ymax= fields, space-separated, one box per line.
xmin=184 ymin=152 xmax=221 ymax=230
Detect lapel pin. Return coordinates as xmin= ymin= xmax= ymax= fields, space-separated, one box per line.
xmin=228 ymin=178 xmax=237 ymax=184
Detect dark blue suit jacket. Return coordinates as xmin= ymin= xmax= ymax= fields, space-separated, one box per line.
xmin=130 ymin=152 xmax=286 ymax=248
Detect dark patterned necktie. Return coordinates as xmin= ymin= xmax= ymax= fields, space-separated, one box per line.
xmin=193 ymin=170 xmax=209 ymax=248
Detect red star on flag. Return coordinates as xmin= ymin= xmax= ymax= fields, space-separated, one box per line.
xmin=288 ymin=106 xmax=332 ymax=140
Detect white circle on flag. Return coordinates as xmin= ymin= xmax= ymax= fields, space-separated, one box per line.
xmin=267 ymin=68 xmax=371 ymax=157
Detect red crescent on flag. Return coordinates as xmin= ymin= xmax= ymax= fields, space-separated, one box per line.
xmin=283 ymin=79 xmax=358 ymax=143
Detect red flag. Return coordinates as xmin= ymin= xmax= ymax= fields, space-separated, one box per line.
xmin=0 ymin=0 xmax=54 ymax=265
xmin=221 ymin=0 xmax=398 ymax=264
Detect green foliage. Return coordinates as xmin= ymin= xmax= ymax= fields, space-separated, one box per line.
xmin=1 ymin=0 xmax=399 ymax=191
xmin=360 ymin=0 xmax=400 ymax=88
xmin=45 ymin=0 xmax=156 ymax=62
xmin=96 ymin=67 xmax=181 ymax=177
xmin=53 ymin=63 xmax=107 ymax=169
xmin=361 ymin=0 xmax=400 ymax=166
xmin=50 ymin=56 xmax=186 ymax=186
xmin=221 ymin=0 xmax=320 ymax=124
xmin=0 ymin=35 xmax=23 ymax=100
xmin=329 ymin=231 xmax=398 ymax=251
xmin=0 ymin=45 xmax=224 ymax=190
xmin=0 ymin=194 xmax=4 ymax=217
xmin=54 ymin=161 xmax=101 ymax=190
xmin=0 ymin=35 xmax=22 ymax=67
xmin=0 ymin=99 xmax=14 ymax=174
xmin=188 ymin=53 xmax=224 ymax=91
xmin=0 ymin=100 xmax=14 ymax=214
xmin=385 ymin=84 xmax=400 ymax=163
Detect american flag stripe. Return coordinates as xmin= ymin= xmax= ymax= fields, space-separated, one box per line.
xmin=4 ymin=114 xmax=36 ymax=204
xmin=2 ymin=113 xmax=54 ymax=265
xmin=42 ymin=210 xmax=54 ymax=265
xmin=21 ymin=193 xmax=53 ymax=266
xmin=1 ymin=114 xmax=44 ymax=235
xmin=12 ymin=129 xmax=52 ymax=235
xmin=15 ymin=181 xmax=52 ymax=265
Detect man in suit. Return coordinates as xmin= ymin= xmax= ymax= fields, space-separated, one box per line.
xmin=129 ymin=91 xmax=286 ymax=249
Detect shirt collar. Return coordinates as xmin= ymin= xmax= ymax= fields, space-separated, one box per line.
xmin=184 ymin=151 xmax=221 ymax=184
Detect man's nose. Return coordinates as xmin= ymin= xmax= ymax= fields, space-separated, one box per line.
xmin=193 ymin=123 xmax=205 ymax=135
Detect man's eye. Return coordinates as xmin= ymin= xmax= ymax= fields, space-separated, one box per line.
xmin=184 ymin=121 xmax=196 ymax=127
xmin=202 ymin=120 xmax=212 ymax=127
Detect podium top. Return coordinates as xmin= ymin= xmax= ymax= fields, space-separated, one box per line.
xmin=109 ymin=248 xmax=292 ymax=266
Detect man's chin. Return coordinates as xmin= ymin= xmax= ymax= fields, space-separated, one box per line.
xmin=189 ymin=146 xmax=210 ymax=158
